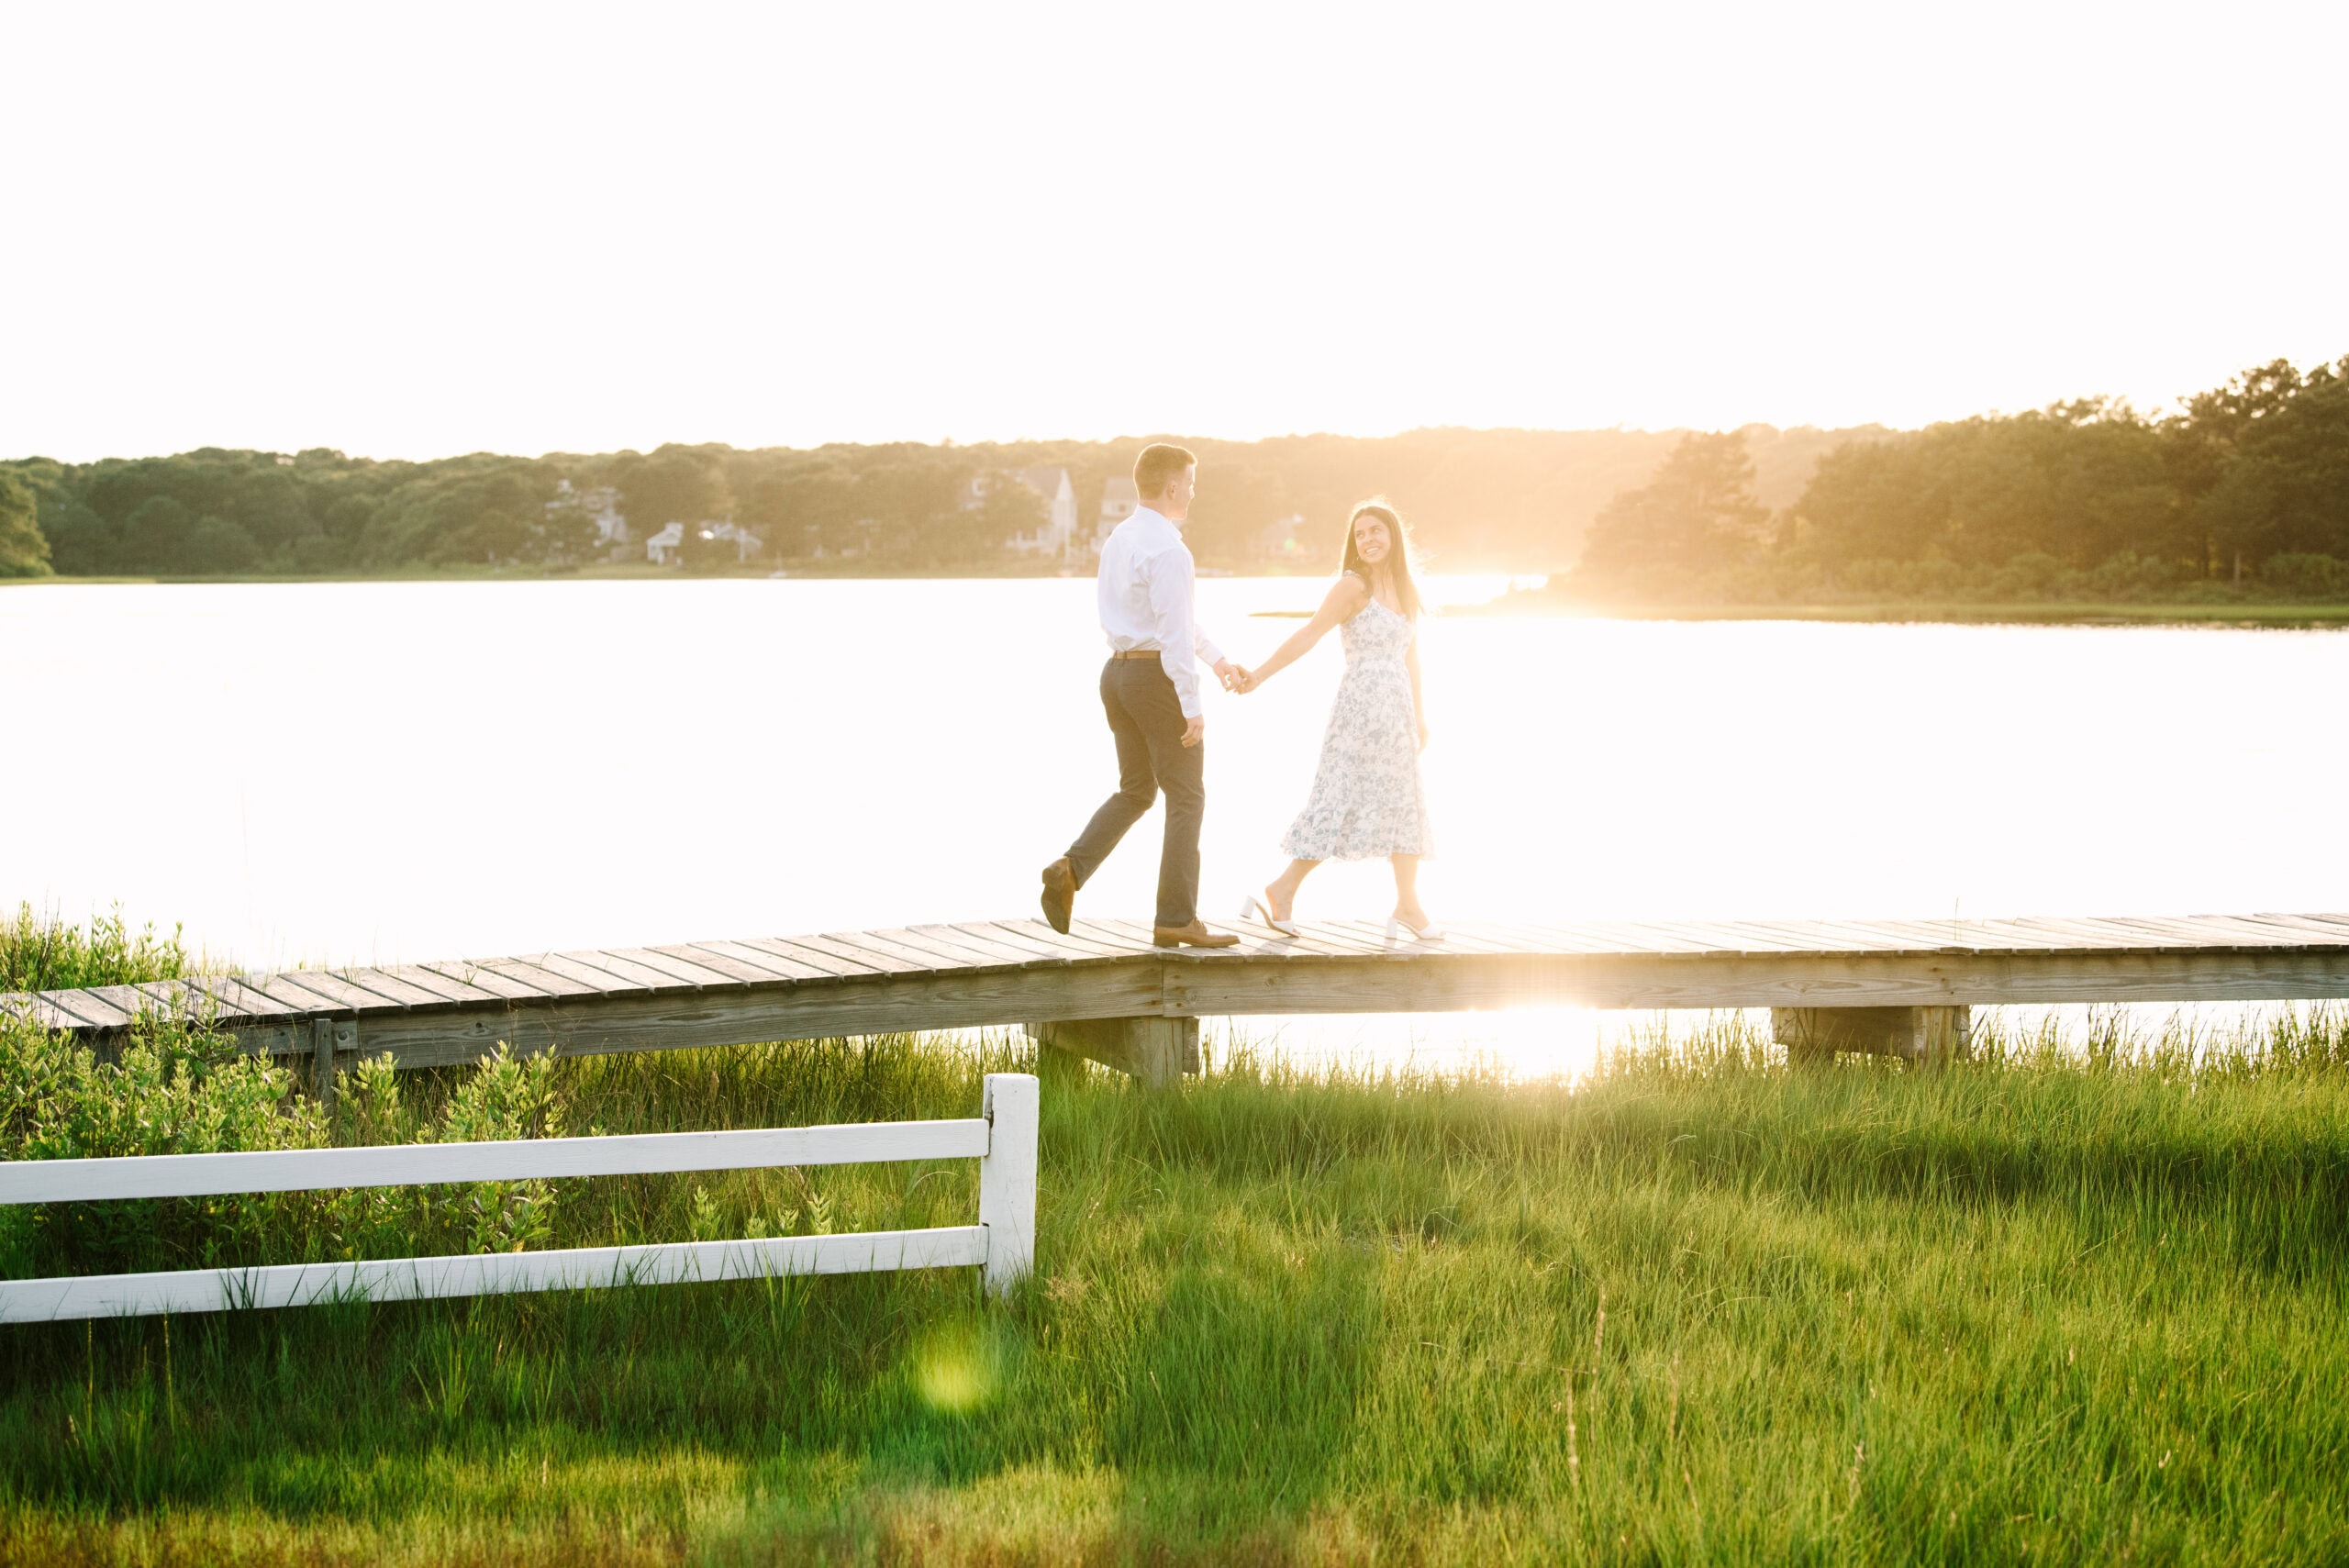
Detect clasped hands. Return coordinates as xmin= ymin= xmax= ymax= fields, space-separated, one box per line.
xmin=1213 ymin=659 xmax=1264 ymax=695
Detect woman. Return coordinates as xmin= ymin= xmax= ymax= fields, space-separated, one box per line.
xmin=1238 ymin=500 xmax=1441 ymax=941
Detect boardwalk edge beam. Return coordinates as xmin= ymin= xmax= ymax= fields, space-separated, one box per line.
xmin=10 ymin=915 xmax=2349 ymax=1085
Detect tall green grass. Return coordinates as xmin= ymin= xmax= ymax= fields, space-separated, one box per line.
xmin=1 ymin=1004 xmax=2344 ymax=1565
xmin=0 ymin=905 xmax=188 ymax=994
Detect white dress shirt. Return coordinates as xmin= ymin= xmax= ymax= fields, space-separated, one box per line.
xmin=1097 ymin=505 xmax=1225 ymax=718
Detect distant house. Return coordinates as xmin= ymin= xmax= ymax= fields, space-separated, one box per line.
xmin=698 ymin=521 xmax=764 ymax=563
xmin=549 ymin=480 xmax=629 ymax=550
xmin=1097 ymin=476 xmax=1140 ymax=550
xmin=646 ymin=519 xmax=763 ymax=566
xmin=975 ymin=467 xmax=1080 ymax=562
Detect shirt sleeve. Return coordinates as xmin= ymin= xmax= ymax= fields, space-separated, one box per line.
xmin=1192 ymin=618 xmax=1224 ymax=668
xmin=1145 ymin=542 xmax=1206 ymax=718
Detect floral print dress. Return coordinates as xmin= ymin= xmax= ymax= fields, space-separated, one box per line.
xmin=1279 ymin=588 xmax=1433 ymax=861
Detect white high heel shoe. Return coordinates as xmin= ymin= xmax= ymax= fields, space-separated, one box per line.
xmin=1384 ymin=913 xmax=1446 ymax=942
xmin=1242 ymin=893 xmax=1299 ymax=938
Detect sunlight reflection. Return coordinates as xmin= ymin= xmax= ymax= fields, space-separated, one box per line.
xmin=1210 ymin=1008 xmax=1613 ymax=1084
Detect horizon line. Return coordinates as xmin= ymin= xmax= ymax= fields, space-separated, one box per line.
xmin=7 ymin=417 xmax=1926 ymax=471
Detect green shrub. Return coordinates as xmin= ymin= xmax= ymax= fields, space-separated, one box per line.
xmin=0 ymin=1010 xmax=319 ymax=1278
xmin=0 ymin=904 xmax=188 ymax=992
xmin=0 ymin=1005 xmax=570 ymax=1280
xmin=2261 ymin=551 xmax=2349 ymax=598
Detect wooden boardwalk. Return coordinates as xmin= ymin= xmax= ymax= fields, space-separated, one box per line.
xmin=9 ymin=913 xmax=2349 ymax=1085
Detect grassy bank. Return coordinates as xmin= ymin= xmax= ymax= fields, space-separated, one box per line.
xmin=0 ymin=562 xmax=1112 ymax=586
xmin=1476 ymin=594 xmax=2349 ymax=628
xmin=3 ymin=988 xmax=2345 ymax=1565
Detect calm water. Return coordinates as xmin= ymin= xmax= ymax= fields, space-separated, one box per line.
xmin=7 ymin=578 xmax=2343 ymax=1073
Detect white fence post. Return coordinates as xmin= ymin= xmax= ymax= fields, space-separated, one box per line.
xmin=977 ymin=1073 xmax=1038 ymax=1298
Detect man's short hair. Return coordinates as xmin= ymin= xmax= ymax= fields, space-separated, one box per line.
xmin=1132 ymin=443 xmax=1197 ymax=501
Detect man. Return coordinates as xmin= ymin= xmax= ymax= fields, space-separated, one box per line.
xmin=1041 ymin=443 xmax=1243 ymax=949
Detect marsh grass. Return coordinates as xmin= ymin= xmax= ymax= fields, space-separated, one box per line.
xmin=1 ymin=1005 xmax=2344 ymax=1565
xmin=0 ymin=905 xmax=189 ymax=993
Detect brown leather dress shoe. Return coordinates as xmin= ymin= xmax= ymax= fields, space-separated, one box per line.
xmin=1152 ymin=919 xmax=1240 ymax=949
xmin=1040 ymin=857 xmax=1077 ymax=934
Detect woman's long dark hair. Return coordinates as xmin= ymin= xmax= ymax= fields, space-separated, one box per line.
xmin=1340 ymin=499 xmax=1423 ymax=618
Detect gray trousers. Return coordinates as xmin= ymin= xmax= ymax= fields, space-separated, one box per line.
xmin=1065 ymin=659 xmax=1204 ymax=929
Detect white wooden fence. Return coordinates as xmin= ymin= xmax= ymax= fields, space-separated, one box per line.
xmin=0 ymin=1073 xmax=1038 ymax=1323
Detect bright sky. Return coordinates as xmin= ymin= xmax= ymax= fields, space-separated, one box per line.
xmin=4 ymin=2 xmax=2343 ymax=463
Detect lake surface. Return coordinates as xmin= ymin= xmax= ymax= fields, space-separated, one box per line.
xmin=7 ymin=578 xmax=2343 ymax=1073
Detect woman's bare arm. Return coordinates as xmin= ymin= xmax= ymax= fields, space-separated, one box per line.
xmin=1243 ymin=575 xmax=1368 ymax=690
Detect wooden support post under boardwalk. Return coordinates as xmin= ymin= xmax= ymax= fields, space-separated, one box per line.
xmin=311 ymin=1018 xmax=336 ymax=1107
xmin=1774 ymin=1005 xmax=1970 ymax=1065
xmin=309 ymin=1018 xmax=357 ymax=1106
xmin=1025 ymin=1017 xmax=1199 ymax=1087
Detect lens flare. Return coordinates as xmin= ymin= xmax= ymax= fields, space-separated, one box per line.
xmin=911 ymin=1322 xmax=1000 ymax=1414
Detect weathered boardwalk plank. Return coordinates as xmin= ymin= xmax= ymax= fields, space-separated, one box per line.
xmin=11 ymin=914 xmax=2349 ymax=1077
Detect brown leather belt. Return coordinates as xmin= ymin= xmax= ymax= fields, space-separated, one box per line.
xmin=1109 ymin=649 xmax=1163 ymax=661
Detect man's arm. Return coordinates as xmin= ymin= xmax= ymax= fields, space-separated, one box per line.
xmin=1194 ymin=619 xmax=1246 ymax=692
xmin=1144 ymin=544 xmax=1206 ymax=719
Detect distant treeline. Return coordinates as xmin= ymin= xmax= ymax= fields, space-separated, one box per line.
xmin=0 ymin=427 xmax=1874 ymax=580
xmin=12 ymin=356 xmax=2340 ymax=594
xmin=1567 ymin=355 xmax=2349 ymax=604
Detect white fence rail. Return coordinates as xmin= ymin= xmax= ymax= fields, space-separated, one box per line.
xmin=0 ymin=1073 xmax=1038 ymax=1324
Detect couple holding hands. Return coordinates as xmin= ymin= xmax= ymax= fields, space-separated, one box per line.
xmin=1039 ymin=443 xmax=1441 ymax=950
